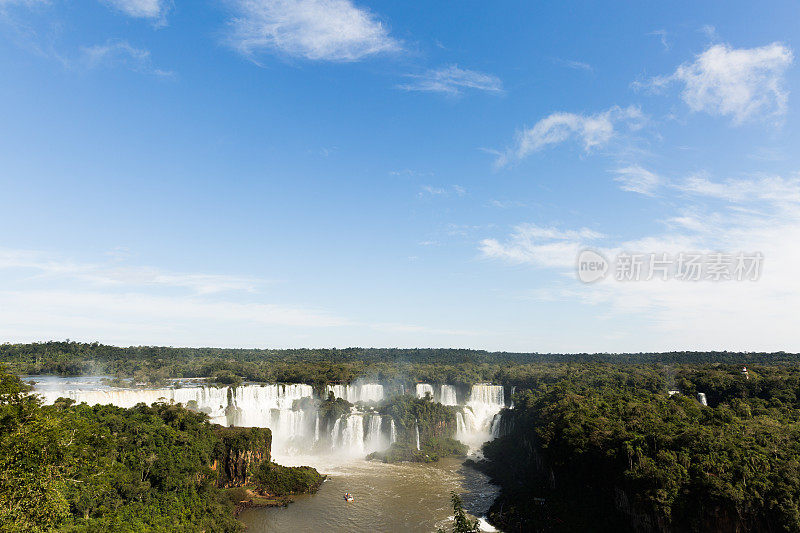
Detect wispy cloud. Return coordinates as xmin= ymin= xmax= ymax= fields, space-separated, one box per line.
xmin=399 ymin=65 xmax=503 ymax=96
xmin=553 ymin=58 xmax=593 ymax=72
xmin=78 ymin=39 xmax=173 ymax=76
xmin=638 ymin=42 xmax=794 ymax=124
xmin=226 ymin=0 xmax=401 ymax=62
xmin=0 ymin=247 xmax=488 ymax=346
xmin=648 ymin=29 xmax=670 ymax=51
xmin=480 ymin=173 xmax=800 ymax=350
xmin=480 ymin=225 xmax=604 ymax=268
xmin=0 ymin=248 xmax=261 ymax=294
xmin=101 ymin=0 xmax=171 ymax=24
xmin=0 ymin=0 xmax=47 ymax=7
xmin=496 ymin=105 xmax=644 ymax=167
xmin=418 ymin=184 xmax=467 ymax=198
xmin=614 ymin=165 xmax=662 ymax=196
xmin=488 ymin=199 xmax=528 ymax=209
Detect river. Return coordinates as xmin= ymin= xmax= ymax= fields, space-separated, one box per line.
xmin=240 ymin=455 xmax=498 ymax=533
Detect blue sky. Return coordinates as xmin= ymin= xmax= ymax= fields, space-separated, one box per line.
xmin=2 ymin=0 xmax=800 ymax=351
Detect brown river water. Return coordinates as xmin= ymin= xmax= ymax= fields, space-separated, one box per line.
xmin=238 ymin=456 xmax=499 ymax=533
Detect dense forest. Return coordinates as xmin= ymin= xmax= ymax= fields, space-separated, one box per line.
xmin=0 ymin=366 xmax=321 ymax=533
xmin=2 ymin=340 xmax=798 ymax=390
xmin=479 ymin=364 xmax=800 ymax=532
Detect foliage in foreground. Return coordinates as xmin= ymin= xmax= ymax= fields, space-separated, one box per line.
xmin=437 ymin=492 xmax=481 ymax=533
xmin=0 ymin=366 xmax=245 ymax=532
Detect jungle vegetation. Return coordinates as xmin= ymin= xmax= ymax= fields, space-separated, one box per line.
xmin=0 ymin=364 xmax=321 ymax=533
xmin=479 ymin=364 xmax=800 ymax=532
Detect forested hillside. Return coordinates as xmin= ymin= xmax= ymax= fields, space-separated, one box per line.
xmin=0 ymin=366 xmax=320 ymax=533
xmin=479 ymin=365 xmax=800 ymax=532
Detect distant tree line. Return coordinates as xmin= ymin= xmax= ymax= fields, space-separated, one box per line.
xmin=3 ymin=341 xmax=798 ymax=390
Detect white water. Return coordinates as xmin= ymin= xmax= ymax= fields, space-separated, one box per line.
xmin=416 ymin=383 xmax=459 ymax=406
xmin=415 ymin=383 xmax=435 ymax=399
xmin=439 ymin=384 xmax=458 ymax=406
xmin=325 ymin=383 xmax=384 ymax=403
xmin=456 ymin=384 xmax=505 ymax=450
xmin=28 ymin=376 xmax=504 ymax=460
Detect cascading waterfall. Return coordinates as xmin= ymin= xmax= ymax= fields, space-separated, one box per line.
xmin=416 ymin=383 xmax=458 ymax=405
xmin=457 ymin=384 xmax=505 ymax=450
xmin=333 ymin=414 xmax=366 ymax=456
xmin=31 ymin=377 xmax=507 ymax=460
xmin=439 ymin=384 xmax=458 ymax=406
xmin=364 ymin=415 xmax=384 ymax=453
xmin=325 ymin=383 xmax=384 ymax=403
xmin=415 ymin=383 xmax=435 ymax=399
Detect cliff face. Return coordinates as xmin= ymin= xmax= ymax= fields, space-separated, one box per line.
xmin=213 ymin=426 xmax=272 ymax=488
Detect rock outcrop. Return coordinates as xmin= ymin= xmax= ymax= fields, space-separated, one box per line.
xmin=212 ymin=426 xmax=272 ymax=488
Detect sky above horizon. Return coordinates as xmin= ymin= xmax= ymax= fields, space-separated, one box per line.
xmin=2 ymin=0 xmax=800 ymax=352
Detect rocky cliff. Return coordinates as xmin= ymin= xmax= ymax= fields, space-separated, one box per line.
xmin=212 ymin=426 xmax=272 ymax=488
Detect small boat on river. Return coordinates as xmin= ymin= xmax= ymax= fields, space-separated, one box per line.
xmin=344 ymin=493 xmax=354 ymax=502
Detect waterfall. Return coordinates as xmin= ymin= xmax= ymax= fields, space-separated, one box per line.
xmin=490 ymin=413 xmax=502 ymax=437
xmin=456 ymin=412 xmax=466 ymax=437
xmin=325 ymin=383 xmax=384 ymax=403
xmin=364 ymin=415 xmax=384 ymax=453
xmin=697 ymin=392 xmax=708 ymax=406
xmin=439 ymin=384 xmax=458 ymax=405
xmin=332 ymin=414 xmax=365 ymax=456
xmin=416 ymin=383 xmax=434 ymax=399
xmin=230 ymin=384 xmax=314 ymax=427
xmin=417 ymin=383 xmax=457 ymax=405
xmin=456 ymin=384 xmax=505 ymax=450
xmin=31 ymin=377 xmax=508 ymax=461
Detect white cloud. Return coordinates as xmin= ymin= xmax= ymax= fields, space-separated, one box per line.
xmin=0 ymin=248 xmax=260 ymax=294
xmin=675 ymin=174 xmax=800 ymax=204
xmin=496 ymin=105 xmax=644 ymax=166
xmin=480 ymin=173 xmax=800 ymax=351
xmin=78 ymin=39 xmax=172 ymax=76
xmin=614 ymin=166 xmax=662 ymax=196
xmin=101 ymin=0 xmax=170 ymax=21
xmin=0 ymin=247 xmax=486 ymax=347
xmin=648 ymin=30 xmax=669 ymax=51
xmin=480 ymin=225 xmax=604 ymax=268
xmin=399 ymin=65 xmax=503 ymax=96
xmin=418 ymin=184 xmax=466 ymax=198
xmin=644 ymin=43 xmax=794 ymax=124
xmin=227 ymin=0 xmax=400 ymax=62
xmin=0 ymin=0 xmax=48 ymax=6
xmin=553 ymin=58 xmax=593 ymax=72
